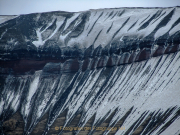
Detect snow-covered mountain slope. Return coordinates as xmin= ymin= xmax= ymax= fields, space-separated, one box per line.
xmin=1 ymin=51 xmax=180 ymax=135
xmin=0 ymin=7 xmax=180 ymax=135
xmin=0 ymin=7 xmax=180 ymax=60
xmin=0 ymin=7 xmax=180 ymax=74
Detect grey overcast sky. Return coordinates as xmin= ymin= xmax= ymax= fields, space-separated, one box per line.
xmin=0 ymin=0 xmax=180 ymax=15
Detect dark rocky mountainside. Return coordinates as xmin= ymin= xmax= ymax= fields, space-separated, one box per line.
xmin=0 ymin=7 xmax=180 ymax=135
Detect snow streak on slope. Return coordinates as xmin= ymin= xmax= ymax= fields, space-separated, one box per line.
xmin=0 ymin=51 xmax=180 ymax=135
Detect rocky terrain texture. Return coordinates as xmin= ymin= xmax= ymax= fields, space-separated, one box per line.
xmin=0 ymin=6 xmax=180 ymax=135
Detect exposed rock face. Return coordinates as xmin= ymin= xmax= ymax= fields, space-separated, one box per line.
xmin=0 ymin=7 xmax=180 ymax=135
